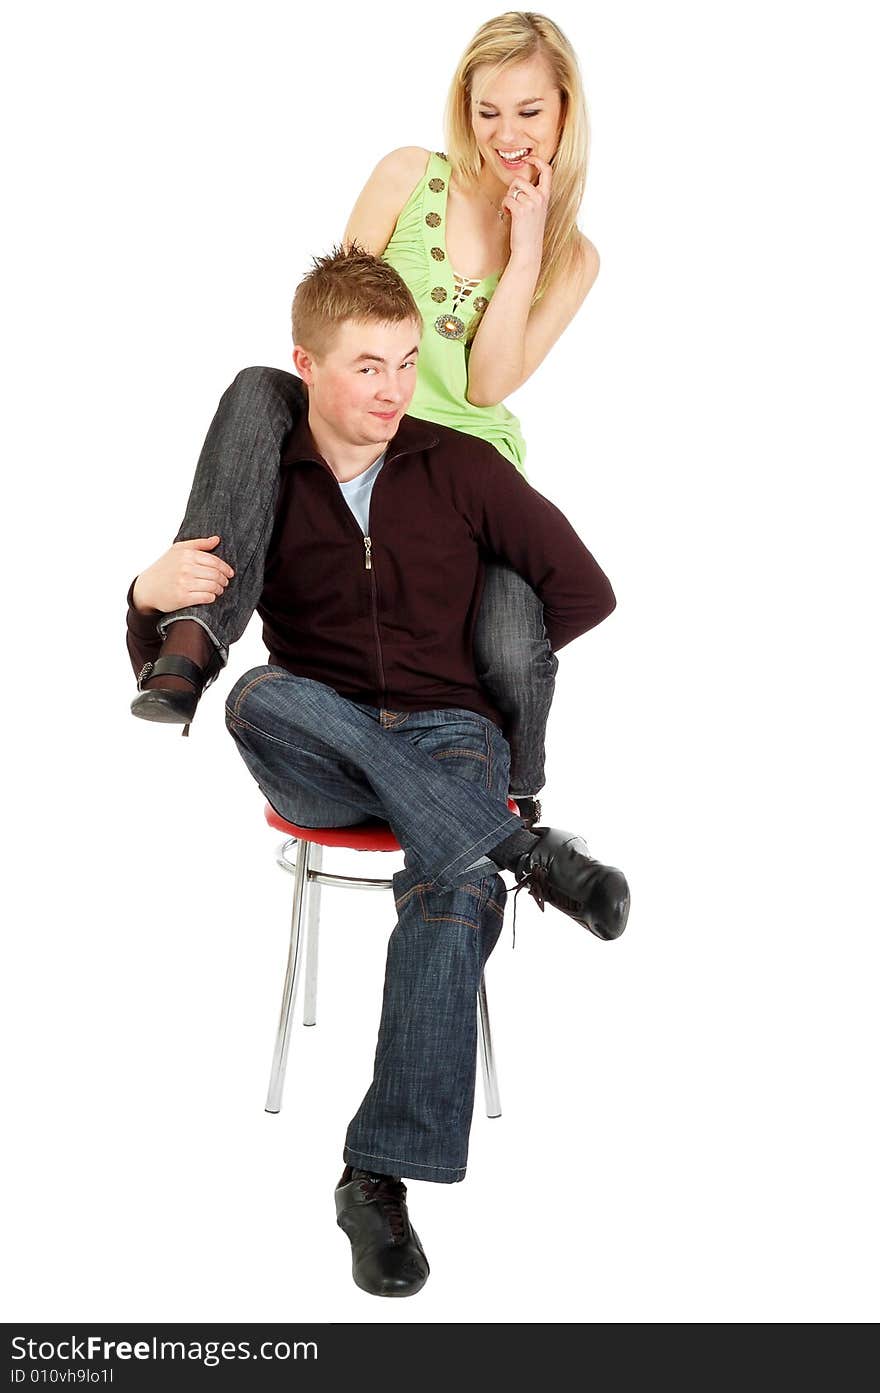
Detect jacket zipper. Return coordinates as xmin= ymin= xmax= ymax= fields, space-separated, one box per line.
xmin=313 ymin=451 xmax=430 ymax=708
xmin=364 ymin=531 xmax=387 ymax=704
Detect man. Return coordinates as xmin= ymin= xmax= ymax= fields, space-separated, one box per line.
xmin=125 ymin=247 xmax=629 ymax=1297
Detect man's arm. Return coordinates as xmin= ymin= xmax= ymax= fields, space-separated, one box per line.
xmin=464 ymin=450 xmax=616 ymax=650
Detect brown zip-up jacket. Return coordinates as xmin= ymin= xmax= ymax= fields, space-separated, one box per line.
xmin=126 ymin=413 xmax=616 ymax=726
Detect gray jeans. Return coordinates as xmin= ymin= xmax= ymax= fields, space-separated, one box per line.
xmin=168 ymin=367 xmax=557 ymax=793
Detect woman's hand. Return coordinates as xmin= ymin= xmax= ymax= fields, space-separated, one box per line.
xmin=132 ymin=536 xmax=234 ymax=614
xmin=501 ymin=156 xmax=552 ymax=268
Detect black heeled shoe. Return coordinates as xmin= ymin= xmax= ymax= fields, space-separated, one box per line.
xmin=130 ymin=653 xmax=221 ymax=736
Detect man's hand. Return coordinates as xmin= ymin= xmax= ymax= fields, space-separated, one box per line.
xmin=131 ymin=536 xmax=235 ymax=615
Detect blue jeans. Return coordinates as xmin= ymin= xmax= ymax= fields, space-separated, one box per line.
xmin=168 ymin=367 xmax=557 ymax=793
xmin=225 ymin=667 xmax=518 ymax=1181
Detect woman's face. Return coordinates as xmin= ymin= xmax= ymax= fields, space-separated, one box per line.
xmin=469 ymin=52 xmax=564 ymax=185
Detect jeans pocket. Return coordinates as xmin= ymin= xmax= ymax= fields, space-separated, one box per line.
xmin=411 ymin=875 xmax=506 ymax=935
xmin=415 ymin=717 xmax=495 ymax=791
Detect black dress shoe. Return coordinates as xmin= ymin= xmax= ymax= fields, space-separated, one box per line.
xmin=130 ymin=653 xmax=221 ymax=737
xmin=335 ymin=1167 xmax=429 ymax=1297
xmin=515 ymin=826 xmax=630 ymax=941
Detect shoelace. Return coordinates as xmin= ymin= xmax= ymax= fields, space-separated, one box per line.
xmin=359 ymin=1176 xmax=408 ymax=1243
xmin=508 ymin=863 xmax=551 ymax=948
xmin=514 ymin=862 xmax=549 ymax=912
xmin=509 ymin=856 xmax=586 ymax=945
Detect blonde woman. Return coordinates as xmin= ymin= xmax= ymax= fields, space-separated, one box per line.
xmin=130 ymin=12 xmax=601 ymax=820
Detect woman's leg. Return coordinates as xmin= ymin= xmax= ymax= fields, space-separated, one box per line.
xmin=136 ymin=366 xmax=305 ymax=708
xmin=473 ymin=562 xmax=559 ymax=797
xmin=159 ymin=366 xmax=306 ymax=661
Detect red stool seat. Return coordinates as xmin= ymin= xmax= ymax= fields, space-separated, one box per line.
xmin=263 ymin=799 xmax=520 ymax=852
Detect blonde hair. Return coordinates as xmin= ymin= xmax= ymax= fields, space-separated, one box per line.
xmin=292 ymin=243 xmax=422 ymax=356
xmin=444 ymin=12 xmax=589 ymax=302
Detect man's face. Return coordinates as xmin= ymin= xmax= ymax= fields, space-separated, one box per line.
xmin=294 ymin=318 xmax=421 ymax=451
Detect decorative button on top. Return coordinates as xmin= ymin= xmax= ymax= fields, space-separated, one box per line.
xmin=434 ymin=314 xmax=466 ymax=341
xmin=428 ymin=177 xmax=445 ymax=193
xmin=425 ymin=211 xmax=441 ymax=228
xmin=472 ymin=296 xmax=489 ymax=314
xmin=431 ymin=286 xmax=447 ymax=303
xmin=430 ymin=247 xmax=445 ymax=261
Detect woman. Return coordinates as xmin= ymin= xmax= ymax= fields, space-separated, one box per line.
xmin=130 ymin=11 xmax=600 ymax=816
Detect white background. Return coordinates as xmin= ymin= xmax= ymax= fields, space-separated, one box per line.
xmin=2 ymin=0 xmax=877 ymax=1324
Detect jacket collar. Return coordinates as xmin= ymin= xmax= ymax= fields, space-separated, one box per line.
xmin=281 ymin=411 xmax=439 ymax=470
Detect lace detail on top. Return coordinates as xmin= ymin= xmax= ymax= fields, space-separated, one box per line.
xmin=451 ymin=272 xmax=482 ymax=313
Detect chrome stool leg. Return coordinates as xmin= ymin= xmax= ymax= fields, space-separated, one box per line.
xmin=265 ymin=839 xmax=312 ymax=1114
xmin=302 ymin=844 xmax=323 ymax=1026
xmin=266 ymin=836 xmax=502 ymax=1121
xmin=477 ymin=973 xmax=501 ymax=1118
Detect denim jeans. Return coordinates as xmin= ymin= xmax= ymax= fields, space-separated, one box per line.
xmin=168 ymin=367 xmax=556 ymax=793
xmin=224 ymin=667 xmax=516 ymax=1181
xmin=473 ymin=562 xmax=559 ymax=794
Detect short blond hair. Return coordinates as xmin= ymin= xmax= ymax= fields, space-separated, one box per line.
xmin=291 ymin=244 xmax=422 ymax=356
xmin=444 ymin=12 xmax=590 ymax=302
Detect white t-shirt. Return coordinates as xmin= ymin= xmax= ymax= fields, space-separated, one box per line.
xmin=337 ymin=452 xmax=386 ymax=535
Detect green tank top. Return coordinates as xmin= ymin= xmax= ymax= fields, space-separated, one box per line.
xmin=383 ymin=152 xmax=527 ymax=473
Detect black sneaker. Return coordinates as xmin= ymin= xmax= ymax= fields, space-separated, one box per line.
xmin=335 ymin=1167 xmax=429 ymax=1297
xmin=515 ymin=827 xmax=630 ymax=941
